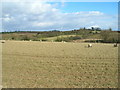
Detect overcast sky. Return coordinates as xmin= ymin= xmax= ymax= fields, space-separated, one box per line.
xmin=1 ymin=1 xmax=118 ymax=31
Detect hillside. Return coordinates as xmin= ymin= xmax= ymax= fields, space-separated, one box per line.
xmin=1 ymin=29 xmax=120 ymax=43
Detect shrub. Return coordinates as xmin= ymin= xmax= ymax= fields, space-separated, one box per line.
xmin=69 ymin=36 xmax=81 ymax=40
xmin=20 ymin=35 xmax=30 ymax=41
xmin=101 ymin=31 xmax=120 ymax=43
xmin=55 ymin=36 xmax=81 ymax=42
xmin=41 ymin=38 xmax=48 ymax=41
xmin=11 ymin=37 xmax=15 ymax=40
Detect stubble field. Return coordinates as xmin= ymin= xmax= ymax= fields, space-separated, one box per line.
xmin=2 ymin=41 xmax=118 ymax=88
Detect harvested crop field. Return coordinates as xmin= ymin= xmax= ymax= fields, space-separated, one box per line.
xmin=2 ymin=41 xmax=118 ymax=88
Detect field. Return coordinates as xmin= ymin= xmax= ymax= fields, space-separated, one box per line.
xmin=44 ymin=35 xmax=77 ymax=41
xmin=2 ymin=41 xmax=118 ymax=88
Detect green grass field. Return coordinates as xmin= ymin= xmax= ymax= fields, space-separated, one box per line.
xmin=2 ymin=41 xmax=118 ymax=88
xmin=44 ymin=35 xmax=77 ymax=41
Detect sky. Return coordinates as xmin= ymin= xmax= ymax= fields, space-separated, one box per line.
xmin=1 ymin=1 xmax=118 ymax=31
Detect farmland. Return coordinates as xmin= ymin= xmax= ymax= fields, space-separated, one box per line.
xmin=2 ymin=41 xmax=118 ymax=88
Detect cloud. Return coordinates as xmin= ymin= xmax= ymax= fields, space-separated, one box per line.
xmin=1 ymin=2 xmax=117 ymax=31
xmin=87 ymin=25 xmax=100 ymax=29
